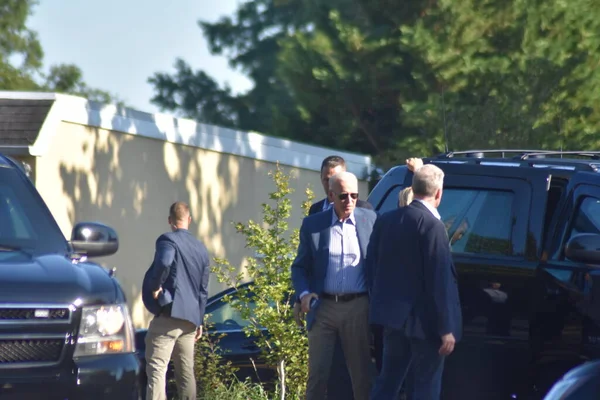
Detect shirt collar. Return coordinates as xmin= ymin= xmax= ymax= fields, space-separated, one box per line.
xmin=330 ymin=207 xmax=355 ymax=226
xmin=414 ymin=199 xmax=441 ymax=220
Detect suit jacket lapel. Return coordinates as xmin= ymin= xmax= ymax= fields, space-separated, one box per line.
xmin=320 ymin=209 xmax=331 ymax=253
xmin=316 ymin=198 xmax=326 ymax=212
xmin=354 ymin=209 xmax=368 ymax=258
xmin=311 ymin=209 xmax=331 ymax=276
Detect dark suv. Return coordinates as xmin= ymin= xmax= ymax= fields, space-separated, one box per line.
xmin=367 ymin=150 xmax=600 ymax=399
xmin=0 ymin=153 xmax=140 ymax=399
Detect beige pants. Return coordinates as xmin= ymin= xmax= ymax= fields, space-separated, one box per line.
xmin=306 ymin=296 xmax=371 ymax=400
xmin=145 ymin=315 xmax=197 ymax=400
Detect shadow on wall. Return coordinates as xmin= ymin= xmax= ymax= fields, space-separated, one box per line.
xmin=57 ymin=110 xmax=249 ymax=329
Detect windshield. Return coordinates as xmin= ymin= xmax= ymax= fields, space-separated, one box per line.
xmin=0 ymin=165 xmax=68 ymax=256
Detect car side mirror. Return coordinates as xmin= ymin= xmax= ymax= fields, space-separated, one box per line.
xmin=70 ymin=222 xmax=119 ymax=257
xmin=565 ymin=233 xmax=600 ymax=265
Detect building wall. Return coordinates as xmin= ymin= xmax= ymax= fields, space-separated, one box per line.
xmin=34 ymin=121 xmax=369 ymax=328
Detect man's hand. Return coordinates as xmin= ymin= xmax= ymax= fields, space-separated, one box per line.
xmin=195 ymin=326 xmax=203 ymax=342
xmin=152 ymin=287 xmax=163 ymax=300
xmin=406 ymin=158 xmax=423 ymax=172
xmin=439 ymin=333 xmax=456 ymax=356
xmin=293 ymin=301 xmax=305 ymax=327
xmin=300 ymin=293 xmax=318 ymax=313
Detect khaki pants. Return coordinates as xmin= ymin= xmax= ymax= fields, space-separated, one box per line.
xmin=145 ymin=315 xmax=197 ymax=400
xmin=306 ymin=296 xmax=371 ymax=400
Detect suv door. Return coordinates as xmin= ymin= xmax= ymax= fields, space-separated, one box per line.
xmin=535 ymin=172 xmax=600 ymax=396
xmin=439 ymin=174 xmax=547 ymax=400
xmin=369 ymin=163 xmax=551 ymax=399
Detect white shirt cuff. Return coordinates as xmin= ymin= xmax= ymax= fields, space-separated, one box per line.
xmin=299 ymin=291 xmax=310 ymax=300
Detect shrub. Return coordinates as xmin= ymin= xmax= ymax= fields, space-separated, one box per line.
xmin=213 ymin=164 xmax=314 ymax=399
xmin=195 ymin=318 xmax=238 ymax=397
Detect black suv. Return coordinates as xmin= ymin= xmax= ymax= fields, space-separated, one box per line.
xmin=0 ymin=153 xmax=140 ymax=399
xmin=367 ymin=150 xmax=600 ymax=399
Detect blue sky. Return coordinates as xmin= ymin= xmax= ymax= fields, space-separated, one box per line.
xmin=29 ymin=0 xmax=252 ymax=113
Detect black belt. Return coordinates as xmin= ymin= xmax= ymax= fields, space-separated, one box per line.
xmin=322 ymin=292 xmax=368 ymax=302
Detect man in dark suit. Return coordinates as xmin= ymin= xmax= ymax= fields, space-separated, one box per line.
xmin=368 ymin=164 xmax=462 ymax=400
xmin=292 ymin=171 xmax=377 ymax=400
xmin=144 ymin=202 xmax=211 ymax=400
xmin=308 ymin=155 xmax=373 ymax=215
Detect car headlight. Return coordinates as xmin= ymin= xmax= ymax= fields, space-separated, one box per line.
xmin=74 ymin=304 xmax=135 ymax=357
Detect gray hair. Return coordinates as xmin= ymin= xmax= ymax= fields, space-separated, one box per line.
xmin=329 ymin=171 xmax=358 ymax=190
xmin=412 ymin=164 xmax=444 ymax=197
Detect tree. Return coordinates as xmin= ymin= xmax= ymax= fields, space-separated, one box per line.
xmin=149 ymin=0 xmax=310 ymax=138
xmin=43 ymin=63 xmax=123 ymax=105
xmin=148 ymin=58 xmax=242 ymax=127
xmin=276 ymin=0 xmax=438 ymax=166
xmin=0 ymin=0 xmax=43 ymax=90
xmin=401 ymin=0 xmax=600 ymax=152
xmin=150 ymin=0 xmax=600 ymax=168
xmin=0 ymin=0 xmax=120 ymax=104
xmin=213 ymin=165 xmax=314 ymax=399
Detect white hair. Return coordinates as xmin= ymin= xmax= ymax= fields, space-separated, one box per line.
xmin=329 ymin=171 xmax=358 ymax=191
xmin=412 ymin=164 xmax=444 ymax=197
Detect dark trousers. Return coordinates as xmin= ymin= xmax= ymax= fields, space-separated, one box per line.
xmin=306 ymin=296 xmax=371 ymax=400
xmin=327 ymin=325 xmax=383 ymax=400
xmin=326 ymin=340 xmax=354 ymax=400
xmin=371 ymin=328 xmax=445 ymax=400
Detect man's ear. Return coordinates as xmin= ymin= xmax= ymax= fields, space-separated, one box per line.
xmin=327 ymin=190 xmax=334 ymax=203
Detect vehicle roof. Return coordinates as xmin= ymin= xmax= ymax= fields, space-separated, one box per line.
xmin=0 ymin=153 xmax=12 ymax=167
xmin=425 ymin=149 xmax=600 ymax=174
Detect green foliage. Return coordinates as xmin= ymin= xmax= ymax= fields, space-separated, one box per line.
xmin=199 ymin=379 xmax=271 ymax=400
xmin=150 ymin=0 xmax=600 ymax=169
xmin=212 ymin=164 xmax=314 ymax=399
xmin=0 ymin=0 xmax=42 ymax=90
xmin=0 ymin=0 xmax=118 ymax=103
xmin=195 ymin=318 xmax=239 ymax=396
xmin=43 ymin=63 xmax=124 ymax=105
xmin=148 ymin=0 xmax=309 ymax=136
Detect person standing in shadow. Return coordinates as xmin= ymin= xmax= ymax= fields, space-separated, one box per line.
xmin=368 ymin=164 xmax=462 ymax=400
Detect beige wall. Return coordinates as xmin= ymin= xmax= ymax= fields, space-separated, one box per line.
xmin=34 ymin=122 xmax=369 ymax=328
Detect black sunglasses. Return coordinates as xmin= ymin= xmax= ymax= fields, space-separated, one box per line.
xmin=338 ymin=192 xmax=359 ymax=201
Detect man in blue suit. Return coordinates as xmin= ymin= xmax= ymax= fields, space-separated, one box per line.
xmin=296 ymin=155 xmax=373 ymax=400
xmin=292 ymin=171 xmax=377 ymax=400
xmin=144 ymin=202 xmax=211 ymax=400
xmin=368 ymin=164 xmax=462 ymax=400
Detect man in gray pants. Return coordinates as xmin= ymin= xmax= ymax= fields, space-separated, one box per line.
xmin=144 ymin=202 xmax=211 ymax=400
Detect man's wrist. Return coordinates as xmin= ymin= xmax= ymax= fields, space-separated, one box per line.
xmin=299 ymin=291 xmax=310 ymax=301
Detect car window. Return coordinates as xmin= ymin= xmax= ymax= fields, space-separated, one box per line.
xmin=443 ymin=189 xmax=514 ymax=256
xmin=376 ymin=185 xmax=404 ymax=213
xmin=567 ymin=197 xmax=600 ymax=238
xmin=0 ymin=193 xmax=35 ymax=239
xmin=373 ymin=182 xmax=515 ymax=256
xmin=205 ymin=296 xmax=258 ymax=331
xmin=438 ymin=189 xmax=479 ymax=230
xmin=0 ymin=168 xmax=67 ymax=254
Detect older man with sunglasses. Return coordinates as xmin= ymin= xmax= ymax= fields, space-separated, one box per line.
xmin=292 ymin=171 xmax=377 ymax=400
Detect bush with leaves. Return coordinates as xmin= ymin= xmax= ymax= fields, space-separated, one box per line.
xmin=212 ymin=164 xmax=314 ymax=399
xmin=194 ymin=317 xmax=239 ymax=397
